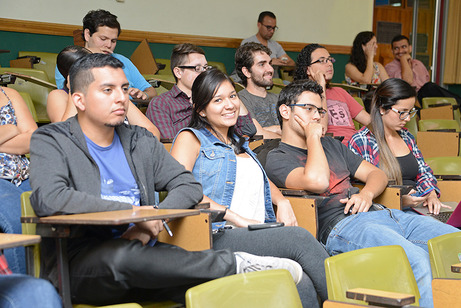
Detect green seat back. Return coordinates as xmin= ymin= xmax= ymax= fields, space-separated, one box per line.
xmin=418 ymin=119 xmax=460 ymax=132
xmin=0 ymin=68 xmax=51 ymax=123
xmin=428 ymin=232 xmax=461 ymax=279
xmin=18 ymin=92 xmax=39 ymax=123
xmin=186 ymin=269 xmax=302 ymax=308
xmin=155 ymin=58 xmax=172 ymax=75
xmin=405 ymin=114 xmax=418 ymax=140
xmin=425 ymin=156 xmax=461 ymax=175
xmin=325 ymin=245 xmax=420 ymax=306
xmin=422 ymin=97 xmax=461 ymax=128
xmin=208 ymin=61 xmax=227 ymax=74
xmin=18 ymin=51 xmax=58 ymax=85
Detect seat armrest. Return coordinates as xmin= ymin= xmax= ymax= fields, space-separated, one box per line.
xmin=346 ymin=288 xmax=415 ymax=307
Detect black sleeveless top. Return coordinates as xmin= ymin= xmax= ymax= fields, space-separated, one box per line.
xmin=396 ymin=152 xmax=419 ymax=186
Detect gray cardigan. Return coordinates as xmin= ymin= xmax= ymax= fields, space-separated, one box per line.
xmin=30 ymin=116 xmax=203 ymax=216
xmin=29 ymin=116 xmax=203 ymax=283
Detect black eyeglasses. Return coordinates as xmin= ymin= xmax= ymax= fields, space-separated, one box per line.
xmin=286 ymin=103 xmax=327 ymax=118
xmin=310 ymin=57 xmax=336 ymax=65
xmin=390 ymin=107 xmax=417 ymax=120
xmin=177 ymin=65 xmax=212 ymax=73
xmin=261 ymin=24 xmax=278 ymax=31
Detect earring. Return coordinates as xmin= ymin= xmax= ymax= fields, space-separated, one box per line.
xmin=200 ymin=113 xmax=206 ymax=117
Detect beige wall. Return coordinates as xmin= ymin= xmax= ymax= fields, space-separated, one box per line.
xmin=2 ymin=0 xmax=373 ymax=45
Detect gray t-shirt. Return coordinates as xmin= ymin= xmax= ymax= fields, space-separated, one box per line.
xmin=265 ymin=137 xmax=366 ymax=244
xmin=238 ymin=89 xmax=279 ymax=127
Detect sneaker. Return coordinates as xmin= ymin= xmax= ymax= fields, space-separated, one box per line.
xmin=234 ymin=251 xmax=303 ymax=285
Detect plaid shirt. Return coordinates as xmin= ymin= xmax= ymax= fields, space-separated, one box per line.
xmin=0 ymin=253 xmax=12 ymax=275
xmin=348 ymin=126 xmax=440 ymax=196
xmin=146 ymin=85 xmax=255 ymax=139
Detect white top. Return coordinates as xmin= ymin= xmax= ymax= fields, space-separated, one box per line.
xmin=230 ymin=156 xmax=266 ymax=222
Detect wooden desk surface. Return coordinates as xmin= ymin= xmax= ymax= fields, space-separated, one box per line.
xmin=451 ymin=263 xmax=461 ymax=273
xmin=346 ymin=287 xmax=415 ymax=306
xmin=0 ymin=234 xmax=41 ymax=249
xmin=24 ymin=208 xmax=200 ymax=226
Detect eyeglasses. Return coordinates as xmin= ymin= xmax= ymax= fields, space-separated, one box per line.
xmin=177 ymin=65 xmax=212 ymax=73
xmin=310 ymin=57 xmax=336 ymax=65
xmin=261 ymin=24 xmax=278 ymax=31
xmin=390 ymin=107 xmax=417 ymax=120
xmin=286 ymin=103 xmax=327 ymax=118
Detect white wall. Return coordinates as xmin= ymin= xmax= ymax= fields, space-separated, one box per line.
xmin=2 ymin=0 xmax=373 ymax=45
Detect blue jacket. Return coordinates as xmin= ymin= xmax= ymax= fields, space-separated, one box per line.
xmin=175 ymin=127 xmax=276 ymax=227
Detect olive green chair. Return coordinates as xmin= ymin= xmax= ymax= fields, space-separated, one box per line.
xmin=185 ymin=269 xmax=302 ymax=308
xmin=428 ymin=232 xmax=461 ymax=279
xmin=18 ymin=91 xmax=39 ymax=123
xmin=422 ymin=97 xmax=461 ymax=128
xmin=207 ymin=61 xmax=227 ymax=74
xmin=18 ymin=51 xmax=58 ymax=85
xmin=0 ymin=67 xmax=51 ymax=123
xmin=418 ymin=119 xmax=460 ymax=132
xmin=324 ymin=245 xmax=420 ymax=306
xmin=155 ymin=59 xmax=172 ymax=75
xmin=425 ymin=156 xmax=461 ymax=175
xmin=352 ymin=97 xmax=365 ymax=130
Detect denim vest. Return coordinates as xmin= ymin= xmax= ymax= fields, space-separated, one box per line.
xmin=175 ymin=127 xmax=276 ymax=228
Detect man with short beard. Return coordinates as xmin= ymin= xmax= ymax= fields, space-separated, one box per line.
xmin=235 ymin=42 xmax=281 ymax=139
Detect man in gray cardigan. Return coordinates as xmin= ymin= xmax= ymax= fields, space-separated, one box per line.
xmin=29 ymin=53 xmax=301 ymax=305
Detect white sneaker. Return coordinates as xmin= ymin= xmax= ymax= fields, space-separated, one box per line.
xmin=234 ymin=252 xmax=303 ymax=285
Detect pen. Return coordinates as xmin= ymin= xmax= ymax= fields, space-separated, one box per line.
xmin=162 ymin=220 xmax=173 ymax=237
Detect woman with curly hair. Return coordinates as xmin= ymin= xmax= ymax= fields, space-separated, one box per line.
xmin=345 ymin=31 xmax=388 ymax=85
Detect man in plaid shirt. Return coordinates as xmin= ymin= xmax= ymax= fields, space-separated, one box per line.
xmin=146 ymin=43 xmax=256 ymax=139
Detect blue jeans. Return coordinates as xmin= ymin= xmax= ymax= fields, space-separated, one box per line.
xmin=0 ymin=274 xmax=62 ymax=308
xmin=0 ymin=179 xmax=31 ymax=274
xmin=325 ymin=207 xmax=459 ymax=308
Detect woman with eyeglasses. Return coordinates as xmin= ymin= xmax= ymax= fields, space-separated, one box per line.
xmin=345 ymin=31 xmax=389 ymax=85
xmin=171 ymin=68 xmax=329 ymax=307
xmin=348 ymin=78 xmax=447 ymax=213
xmin=295 ymin=43 xmax=371 ymax=145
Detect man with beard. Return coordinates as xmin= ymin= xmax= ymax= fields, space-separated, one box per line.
xmin=235 ymin=42 xmax=281 ymax=138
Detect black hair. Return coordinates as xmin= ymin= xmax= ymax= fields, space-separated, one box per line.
xmin=82 ymin=9 xmax=121 ymax=40
xmin=69 ymin=53 xmax=123 ymax=95
xmin=294 ymin=43 xmax=326 ymax=81
xmin=189 ymin=68 xmax=245 ymax=154
xmin=391 ymin=35 xmax=410 ymax=46
xmin=235 ymin=42 xmax=272 ymax=87
xmin=258 ymin=11 xmax=276 ymax=23
xmin=276 ymin=79 xmax=324 ymax=126
xmin=57 ymin=45 xmax=92 ymax=91
xmin=170 ymin=43 xmax=205 ymax=82
xmin=349 ymin=31 xmax=375 ymax=73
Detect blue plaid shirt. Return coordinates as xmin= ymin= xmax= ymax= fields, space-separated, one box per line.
xmin=348 ymin=126 xmax=440 ymax=196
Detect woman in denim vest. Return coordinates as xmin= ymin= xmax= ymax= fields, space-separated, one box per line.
xmin=171 ymin=68 xmax=328 ymax=307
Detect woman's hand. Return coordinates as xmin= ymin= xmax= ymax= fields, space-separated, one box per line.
xmin=423 ymin=190 xmax=451 ymax=215
xmin=402 ymin=189 xmax=427 ymax=208
xmin=225 ymin=209 xmax=261 ymax=228
xmin=275 ymin=199 xmax=298 ymax=226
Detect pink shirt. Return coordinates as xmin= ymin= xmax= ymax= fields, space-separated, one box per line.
xmin=325 ymin=87 xmax=363 ymax=145
xmin=385 ymin=59 xmax=429 ymax=91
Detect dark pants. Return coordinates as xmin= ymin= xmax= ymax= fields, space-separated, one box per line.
xmin=213 ymin=226 xmax=329 ymax=308
xmin=418 ymin=82 xmax=461 ymax=106
xmin=68 ymin=238 xmax=236 ymax=305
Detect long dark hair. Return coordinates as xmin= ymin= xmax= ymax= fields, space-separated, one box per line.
xmin=349 ymin=31 xmax=375 ymax=73
xmin=189 ymin=68 xmax=245 ymax=154
xmin=369 ymin=78 xmax=417 ymax=185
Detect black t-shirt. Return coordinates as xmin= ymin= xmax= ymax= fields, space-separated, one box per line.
xmin=266 ymin=136 xmax=366 ymax=243
xmin=396 ymin=152 xmax=418 ymax=187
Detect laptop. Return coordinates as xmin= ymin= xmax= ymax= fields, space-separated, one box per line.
xmin=412 ymin=201 xmax=461 ymax=227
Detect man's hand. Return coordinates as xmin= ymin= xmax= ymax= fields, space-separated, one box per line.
xmin=400 ymin=54 xmax=413 ymax=66
xmin=294 ymin=115 xmax=323 ymax=140
xmin=121 ymin=225 xmax=152 ymax=245
xmin=307 ymin=67 xmax=326 ymax=89
xmin=340 ymin=190 xmax=373 ymax=214
xmin=129 ymin=88 xmax=148 ymax=100
xmin=134 ymin=220 xmax=164 ymax=238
